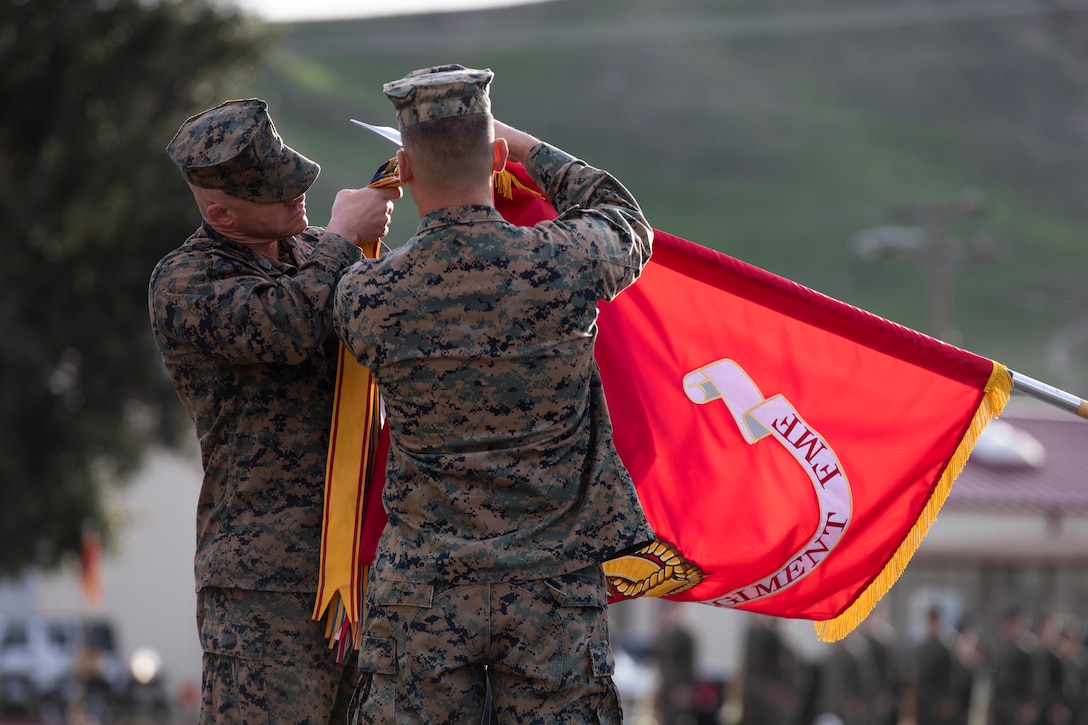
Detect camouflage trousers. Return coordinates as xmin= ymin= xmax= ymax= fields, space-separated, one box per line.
xmin=198 ymin=587 xmax=359 ymax=725
xmin=352 ymin=564 xmax=621 ymax=725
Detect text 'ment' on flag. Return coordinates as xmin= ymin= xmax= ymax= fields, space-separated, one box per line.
xmin=493 ymin=161 xmax=1010 ymax=642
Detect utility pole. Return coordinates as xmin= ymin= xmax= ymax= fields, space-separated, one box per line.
xmin=849 ymin=189 xmax=995 ymax=342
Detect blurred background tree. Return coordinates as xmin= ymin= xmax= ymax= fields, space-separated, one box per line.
xmin=0 ymin=0 xmax=267 ymax=575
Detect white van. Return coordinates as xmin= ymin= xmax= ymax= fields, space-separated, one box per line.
xmin=0 ymin=615 xmax=126 ymax=720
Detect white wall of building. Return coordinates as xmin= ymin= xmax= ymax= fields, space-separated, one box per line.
xmin=921 ymin=509 xmax=1088 ymax=558
xmin=0 ymin=444 xmax=204 ymax=707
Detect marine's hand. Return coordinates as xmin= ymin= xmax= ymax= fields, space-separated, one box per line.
xmin=327 ymin=186 xmax=402 ymax=247
xmin=493 ymin=120 xmax=540 ymax=164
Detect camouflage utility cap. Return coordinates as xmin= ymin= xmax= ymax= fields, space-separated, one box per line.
xmin=166 ymin=98 xmax=319 ymax=203
xmin=383 ymin=64 xmax=494 ymax=129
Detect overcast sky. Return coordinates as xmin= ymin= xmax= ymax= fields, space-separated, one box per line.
xmin=229 ymin=0 xmax=551 ymax=22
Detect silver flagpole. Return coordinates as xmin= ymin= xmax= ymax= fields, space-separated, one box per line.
xmin=1010 ymin=370 xmax=1088 ymax=420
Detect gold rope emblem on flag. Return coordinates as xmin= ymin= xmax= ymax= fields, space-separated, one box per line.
xmin=605 ymin=540 xmax=705 ymax=600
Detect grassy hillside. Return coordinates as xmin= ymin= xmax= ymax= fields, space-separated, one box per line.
xmin=238 ymin=0 xmax=1088 ymax=390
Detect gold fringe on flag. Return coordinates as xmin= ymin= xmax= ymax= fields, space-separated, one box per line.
xmin=813 ymin=361 xmax=1013 ymax=642
xmin=494 ymin=168 xmax=546 ymax=202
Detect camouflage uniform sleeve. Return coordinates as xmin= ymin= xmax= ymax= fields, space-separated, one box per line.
xmin=332 ymin=259 xmax=376 ymax=367
xmin=523 ymin=143 xmax=654 ymax=301
xmin=150 ymin=229 xmax=360 ymax=365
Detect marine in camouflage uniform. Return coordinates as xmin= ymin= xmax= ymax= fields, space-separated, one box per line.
xmin=148 ymin=99 xmax=398 ymax=725
xmin=334 ymin=65 xmax=656 ymax=723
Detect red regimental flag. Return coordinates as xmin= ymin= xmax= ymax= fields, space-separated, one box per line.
xmin=494 ymin=162 xmax=1010 ymax=640
xmin=321 ymin=157 xmax=1010 ymax=646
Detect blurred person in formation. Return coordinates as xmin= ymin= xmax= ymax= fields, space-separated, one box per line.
xmin=334 ymin=64 xmax=655 ymax=723
xmin=655 ymin=603 xmax=698 ymax=725
xmin=991 ymin=607 xmax=1042 ymax=725
xmin=740 ymin=615 xmax=802 ymax=725
xmin=1036 ymin=613 xmax=1071 ymax=725
xmin=949 ymin=620 xmax=983 ymax=725
xmin=814 ymin=630 xmax=874 ymax=725
xmin=1055 ymin=618 xmax=1087 ymax=725
xmin=913 ymin=607 xmax=957 ymax=725
xmin=149 ymin=98 xmax=400 ymax=724
xmin=859 ymin=611 xmax=900 ymax=725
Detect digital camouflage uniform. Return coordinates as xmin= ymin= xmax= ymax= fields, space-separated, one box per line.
xmin=149 ymin=99 xmax=362 ymax=724
xmin=334 ymin=66 xmax=656 ymax=724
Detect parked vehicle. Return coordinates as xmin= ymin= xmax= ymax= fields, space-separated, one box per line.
xmin=0 ymin=615 xmax=127 ymax=721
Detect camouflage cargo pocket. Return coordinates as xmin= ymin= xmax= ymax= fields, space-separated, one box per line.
xmin=590 ymin=640 xmax=622 ymax=724
xmin=588 ymin=640 xmax=614 ymax=679
xmin=353 ymin=636 xmax=396 ymax=723
xmin=200 ymin=619 xmax=267 ymax=725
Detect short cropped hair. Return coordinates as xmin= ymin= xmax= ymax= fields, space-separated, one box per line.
xmin=401 ymin=114 xmax=493 ymax=186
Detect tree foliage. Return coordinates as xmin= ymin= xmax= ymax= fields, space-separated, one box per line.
xmin=0 ymin=0 xmax=267 ymax=575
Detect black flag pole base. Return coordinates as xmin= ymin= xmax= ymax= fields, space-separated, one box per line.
xmin=1010 ymin=369 xmax=1088 ymax=420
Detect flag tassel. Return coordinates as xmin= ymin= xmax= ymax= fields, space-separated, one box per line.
xmin=813 ymin=362 xmax=1013 ymax=642
xmin=1009 ymin=369 xmax=1088 ymax=419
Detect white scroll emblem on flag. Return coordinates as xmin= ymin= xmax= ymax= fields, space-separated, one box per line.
xmin=683 ymin=359 xmax=853 ymax=607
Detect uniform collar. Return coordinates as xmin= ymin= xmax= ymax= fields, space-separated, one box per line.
xmin=416 ymin=205 xmax=506 ymax=235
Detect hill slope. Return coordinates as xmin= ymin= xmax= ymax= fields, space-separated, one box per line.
xmin=244 ymin=0 xmax=1088 ymax=389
